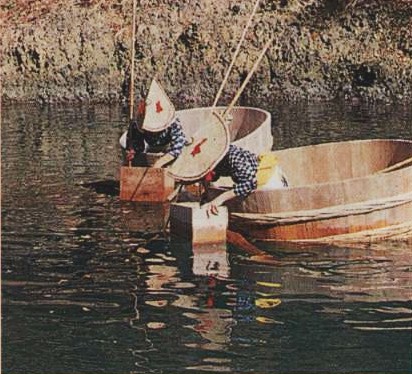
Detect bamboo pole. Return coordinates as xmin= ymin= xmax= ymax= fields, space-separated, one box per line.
xmin=127 ymin=0 xmax=137 ymax=167
xmin=378 ymin=156 xmax=412 ymax=174
xmin=223 ymin=37 xmax=273 ymax=118
xmin=129 ymin=0 xmax=137 ymax=121
xmin=212 ymin=0 xmax=261 ymax=107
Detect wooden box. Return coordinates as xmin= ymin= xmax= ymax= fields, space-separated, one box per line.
xmin=120 ymin=166 xmax=175 ymax=202
xmin=170 ymin=202 xmax=228 ymax=245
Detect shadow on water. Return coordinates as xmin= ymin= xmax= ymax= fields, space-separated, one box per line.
xmin=2 ymin=101 xmax=412 ymax=374
xmin=80 ymin=179 xmax=120 ymax=197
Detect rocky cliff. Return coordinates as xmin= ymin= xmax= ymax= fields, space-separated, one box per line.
xmin=1 ymin=0 xmax=412 ymax=105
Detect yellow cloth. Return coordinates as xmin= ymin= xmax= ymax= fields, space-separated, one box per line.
xmin=256 ymin=153 xmax=278 ymax=186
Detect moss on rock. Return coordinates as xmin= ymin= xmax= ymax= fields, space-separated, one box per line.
xmin=1 ymin=0 xmax=411 ymax=104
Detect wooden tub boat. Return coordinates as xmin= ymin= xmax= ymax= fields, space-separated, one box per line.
xmin=119 ymin=106 xmax=273 ymax=160
xmin=119 ymin=106 xmax=272 ymax=201
xmin=178 ymin=106 xmax=273 ymax=154
xmin=210 ymin=139 xmax=412 ymax=244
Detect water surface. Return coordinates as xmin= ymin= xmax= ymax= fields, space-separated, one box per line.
xmin=2 ymin=101 xmax=412 ymax=373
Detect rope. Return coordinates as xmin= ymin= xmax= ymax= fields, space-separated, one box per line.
xmin=230 ymin=191 xmax=412 ymax=225
xmin=290 ymin=221 xmax=412 ymax=245
xmin=129 ymin=167 xmax=150 ymax=200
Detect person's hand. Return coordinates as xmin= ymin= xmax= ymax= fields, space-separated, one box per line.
xmin=126 ymin=149 xmax=136 ymax=161
xmin=202 ymin=202 xmax=219 ymax=218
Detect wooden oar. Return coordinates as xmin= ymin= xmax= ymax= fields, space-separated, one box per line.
xmin=222 ymin=37 xmax=273 ymax=119
xmin=212 ymin=0 xmax=261 ymax=107
xmin=227 ymin=229 xmax=282 ymax=265
xmin=227 ymin=229 xmax=265 ymax=256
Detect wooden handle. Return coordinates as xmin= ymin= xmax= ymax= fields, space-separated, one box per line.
xmin=212 ymin=0 xmax=261 ymax=107
xmin=378 ymin=156 xmax=412 ymax=173
xmin=167 ymin=183 xmax=183 ymax=202
xmin=223 ymin=37 xmax=273 ymax=118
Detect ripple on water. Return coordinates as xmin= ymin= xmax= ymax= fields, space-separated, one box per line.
xmin=3 ymin=102 xmax=412 ymax=374
xmin=343 ymin=304 xmax=412 ymax=331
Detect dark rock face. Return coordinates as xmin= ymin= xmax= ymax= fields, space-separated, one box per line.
xmin=1 ymin=0 xmax=411 ymax=104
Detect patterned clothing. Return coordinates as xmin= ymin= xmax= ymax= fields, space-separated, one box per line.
xmin=126 ymin=117 xmax=187 ymax=158
xmin=213 ymin=144 xmax=258 ymax=197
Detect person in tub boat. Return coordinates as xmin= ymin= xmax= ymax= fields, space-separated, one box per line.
xmin=166 ymin=112 xmax=288 ymax=216
xmin=201 ymin=145 xmax=288 ymax=215
xmin=119 ymin=78 xmax=188 ymax=168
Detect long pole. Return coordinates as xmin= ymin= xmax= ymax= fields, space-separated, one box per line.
xmin=129 ymin=0 xmax=137 ymax=120
xmin=212 ymin=0 xmax=261 ymax=107
xmin=223 ymin=37 xmax=273 ymax=118
xmin=378 ymin=156 xmax=412 ymax=173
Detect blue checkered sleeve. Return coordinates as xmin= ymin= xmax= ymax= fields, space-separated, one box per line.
xmin=167 ymin=118 xmax=187 ymax=158
xmin=227 ymin=145 xmax=258 ymax=197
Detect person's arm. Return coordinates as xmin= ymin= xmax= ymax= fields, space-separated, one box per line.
xmin=152 ymin=118 xmax=186 ymax=168
xmin=202 ymin=189 xmax=237 ymax=216
xmin=203 ymin=146 xmax=258 ymax=216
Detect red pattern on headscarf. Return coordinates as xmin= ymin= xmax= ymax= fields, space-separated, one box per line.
xmin=204 ymin=170 xmax=215 ymax=182
xmin=156 ymin=100 xmax=163 ymax=113
xmin=190 ymin=138 xmax=207 ymax=156
xmin=137 ymin=100 xmax=146 ymax=116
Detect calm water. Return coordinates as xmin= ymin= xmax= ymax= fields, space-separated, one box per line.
xmin=2 ymin=101 xmax=412 ymax=374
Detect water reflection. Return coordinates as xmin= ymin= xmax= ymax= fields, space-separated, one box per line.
xmin=254 ymin=241 xmax=412 ymax=331
xmin=2 ymin=102 xmax=412 ymax=373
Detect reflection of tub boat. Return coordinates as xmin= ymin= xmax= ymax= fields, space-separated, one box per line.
xmin=119 ymin=106 xmax=273 ymax=162
xmin=211 ymin=139 xmax=412 ymax=244
xmin=232 ymin=241 xmax=412 ymax=306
